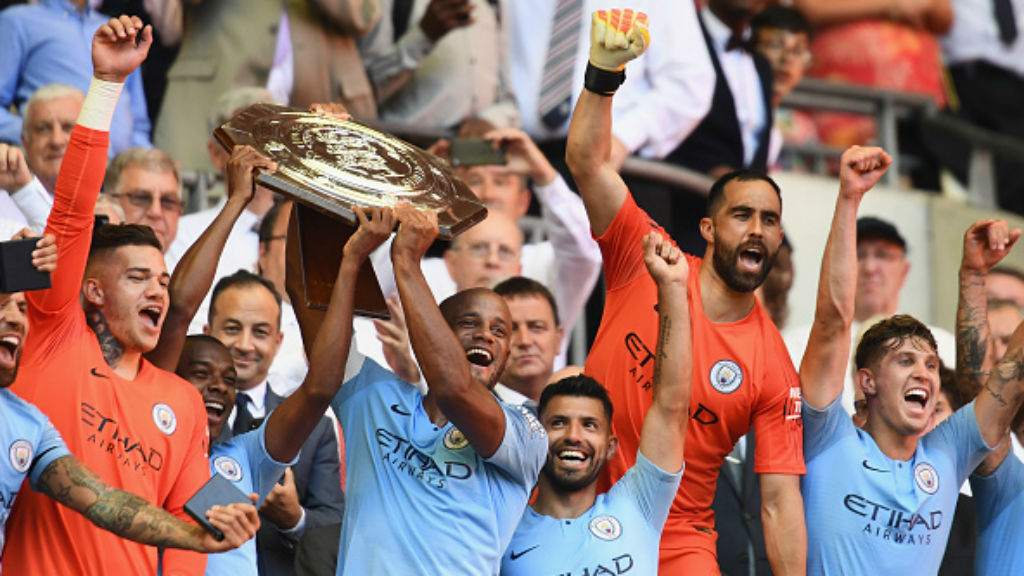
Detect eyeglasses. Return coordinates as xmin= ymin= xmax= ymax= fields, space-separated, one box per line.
xmin=112 ymin=191 xmax=183 ymax=214
xmin=756 ymin=39 xmax=813 ymax=67
xmin=457 ymin=242 xmax=518 ymax=263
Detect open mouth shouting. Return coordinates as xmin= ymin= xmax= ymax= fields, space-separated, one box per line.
xmin=903 ymin=386 xmax=931 ymax=415
xmin=466 ymin=347 xmax=494 ymax=367
xmin=0 ymin=334 xmax=21 ymax=370
xmin=737 ymin=242 xmax=766 ymax=274
xmin=138 ymin=304 xmax=163 ymax=330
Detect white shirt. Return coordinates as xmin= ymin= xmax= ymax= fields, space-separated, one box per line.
xmin=360 ymin=0 xmax=518 ymax=128
xmin=1 ymin=177 xmax=53 ymax=234
xmin=506 ymin=0 xmax=714 ymax=158
xmin=701 ymin=6 xmax=767 ymax=167
xmin=942 ymin=0 xmax=1024 ymax=77
xmin=784 ymin=320 xmax=957 ymax=417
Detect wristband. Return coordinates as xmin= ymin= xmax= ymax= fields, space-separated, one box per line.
xmin=584 ymin=62 xmax=626 ymax=96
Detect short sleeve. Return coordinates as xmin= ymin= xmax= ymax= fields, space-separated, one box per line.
xmin=752 ymin=349 xmax=805 ymax=475
xmin=27 ymin=418 xmax=72 ymax=490
xmin=249 ymin=420 xmax=299 ymax=506
xmin=485 ymin=403 xmax=547 ymax=484
xmin=609 ymin=451 xmax=683 ymax=531
xmin=927 ymin=400 xmax=993 ymax=484
xmin=594 ymin=193 xmax=675 ymax=292
xmin=971 ymin=454 xmax=1024 ymax=532
xmin=802 ymin=396 xmax=854 ymax=464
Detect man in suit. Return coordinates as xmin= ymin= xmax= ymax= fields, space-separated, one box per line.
xmin=153 ymin=0 xmax=381 ymax=172
xmin=713 ymin=431 xmax=773 ymax=576
xmin=206 ymin=269 xmax=345 ymax=576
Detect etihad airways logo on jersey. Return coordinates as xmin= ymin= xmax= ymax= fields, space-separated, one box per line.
xmin=844 ymin=493 xmax=942 ymax=546
xmin=376 ymin=429 xmax=473 ymax=489
xmin=81 ymin=402 xmax=164 ymax=476
xmin=544 ymin=554 xmax=635 ymax=575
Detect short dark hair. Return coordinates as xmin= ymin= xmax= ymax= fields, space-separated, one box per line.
xmin=539 ymin=374 xmax=614 ymax=422
xmin=857 ymin=216 xmax=907 ymax=252
xmin=751 ymin=6 xmax=813 ymax=38
xmin=705 ymin=169 xmax=782 ymax=218
xmin=854 ymin=315 xmax=938 ymax=371
xmin=938 ymin=363 xmax=964 ymax=412
xmin=991 ymin=266 xmax=1024 ymax=284
xmin=88 ymin=223 xmax=164 ymax=266
xmin=258 ymin=200 xmax=288 ymax=245
xmin=493 ymin=277 xmax=561 ymax=326
xmin=176 ymin=334 xmax=230 ymax=376
xmin=209 ymin=269 xmax=282 ymax=328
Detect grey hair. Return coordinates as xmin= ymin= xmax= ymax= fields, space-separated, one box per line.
xmin=208 ymin=87 xmax=281 ymax=133
xmin=21 ymin=84 xmax=85 ymax=140
xmin=103 ymin=147 xmax=182 ymax=195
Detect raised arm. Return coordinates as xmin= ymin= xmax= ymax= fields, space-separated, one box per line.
xmin=391 ymin=202 xmax=506 ymax=457
xmin=36 ymin=454 xmax=259 ymax=554
xmin=265 ymin=206 xmax=394 ymax=463
xmin=956 ymin=220 xmax=1020 ymax=396
xmin=31 ymin=17 xmax=152 ymax=314
xmin=636 ymin=232 xmax=690 ymax=473
xmin=801 ymin=146 xmax=892 ymax=409
xmin=565 ymin=9 xmax=648 ymax=236
xmin=146 ymin=145 xmax=274 ymax=370
xmin=976 ymin=320 xmax=1024 ymax=446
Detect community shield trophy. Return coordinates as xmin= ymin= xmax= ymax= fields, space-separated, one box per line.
xmin=214 ymin=103 xmax=487 ymax=318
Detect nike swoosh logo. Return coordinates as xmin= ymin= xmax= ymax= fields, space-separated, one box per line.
xmin=390 ymin=404 xmax=411 ymax=416
xmin=509 ymin=545 xmax=538 ymax=560
xmin=91 ymin=368 xmax=109 ymax=379
xmin=862 ymin=459 xmax=888 ymax=473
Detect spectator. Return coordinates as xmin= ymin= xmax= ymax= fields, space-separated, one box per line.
xmin=321 ymin=202 xmax=546 ymax=574
xmin=941 ymin=0 xmax=1024 ymax=214
xmin=566 ymin=12 xmax=805 ymax=573
xmin=785 ymin=216 xmax=956 ymax=416
xmin=493 ymin=277 xmax=565 ymax=405
xmin=501 ymin=232 xmax=690 ymax=576
xmin=987 ymin=266 xmax=1024 ymax=309
xmin=5 ymin=19 xmax=212 ymax=574
xmin=155 ymin=0 xmax=380 ymax=172
xmin=0 ymin=0 xmax=152 ymax=156
xmin=104 ymin=147 xmax=183 ymax=254
xmin=359 ymin=0 xmax=518 ymax=128
xmin=206 ymin=270 xmax=345 ymax=576
xmin=750 ymin=6 xmax=818 ymax=171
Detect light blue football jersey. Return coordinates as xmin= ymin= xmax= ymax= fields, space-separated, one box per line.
xmin=332 ymin=359 xmax=547 ymax=575
xmin=972 ymin=448 xmax=1024 ymax=576
xmin=802 ymin=398 xmax=990 ymax=575
xmin=204 ymin=419 xmax=296 ymax=575
xmin=501 ymin=451 xmax=682 ymax=576
xmin=0 ymin=388 xmax=71 ymax=570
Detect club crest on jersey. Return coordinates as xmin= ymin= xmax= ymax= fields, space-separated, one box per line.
xmin=213 ymin=456 xmax=244 ymax=482
xmin=152 ymin=403 xmax=177 ymax=435
xmin=914 ymin=462 xmax=939 ymax=494
xmin=589 ymin=515 xmax=622 ymax=541
xmin=9 ymin=440 xmax=32 ymax=474
xmin=444 ymin=427 xmax=469 ymax=450
xmin=709 ymin=360 xmax=743 ymax=394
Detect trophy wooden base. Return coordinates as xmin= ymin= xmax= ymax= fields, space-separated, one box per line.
xmin=293 ymin=203 xmax=389 ymax=319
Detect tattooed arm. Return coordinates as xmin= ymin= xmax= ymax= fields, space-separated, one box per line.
xmin=637 ymin=232 xmax=691 ymax=473
xmin=956 ymin=220 xmax=1020 ymax=397
xmin=976 ymin=334 xmax=1024 ymax=447
xmin=36 ymin=455 xmax=260 ymax=553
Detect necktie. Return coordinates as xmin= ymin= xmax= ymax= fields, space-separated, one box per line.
xmin=995 ymin=0 xmax=1019 ymax=45
xmin=538 ymin=0 xmax=583 ymax=130
xmin=233 ymin=393 xmax=255 ymax=435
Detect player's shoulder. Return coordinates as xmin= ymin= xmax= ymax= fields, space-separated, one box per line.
xmin=0 ymin=388 xmax=48 ymax=427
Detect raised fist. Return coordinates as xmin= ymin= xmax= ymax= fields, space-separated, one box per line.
xmin=92 ymin=15 xmax=153 ymax=84
xmin=589 ymin=9 xmax=649 ymax=71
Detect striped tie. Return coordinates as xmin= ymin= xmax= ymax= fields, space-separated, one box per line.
xmin=538 ymin=0 xmax=583 ymax=130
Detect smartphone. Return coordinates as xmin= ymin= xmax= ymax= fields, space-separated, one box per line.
xmin=450 ymin=138 xmax=506 ymax=167
xmin=0 ymin=237 xmax=51 ymax=293
xmin=184 ymin=473 xmax=252 ymax=541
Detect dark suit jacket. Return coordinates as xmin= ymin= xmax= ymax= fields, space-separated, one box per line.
xmin=712 ymin=432 xmax=772 ymax=576
xmin=255 ymin=389 xmax=345 ymax=576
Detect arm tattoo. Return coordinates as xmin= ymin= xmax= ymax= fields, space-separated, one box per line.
xmin=652 ymin=315 xmax=671 ymax=388
xmin=956 ymin=274 xmax=990 ymax=394
xmin=36 ymin=456 xmax=201 ymax=550
xmin=985 ymin=351 xmax=1024 ymax=408
xmin=85 ymin=308 xmax=125 ymax=368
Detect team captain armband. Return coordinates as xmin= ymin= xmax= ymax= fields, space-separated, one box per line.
xmin=585 ymin=8 xmax=649 ymax=95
